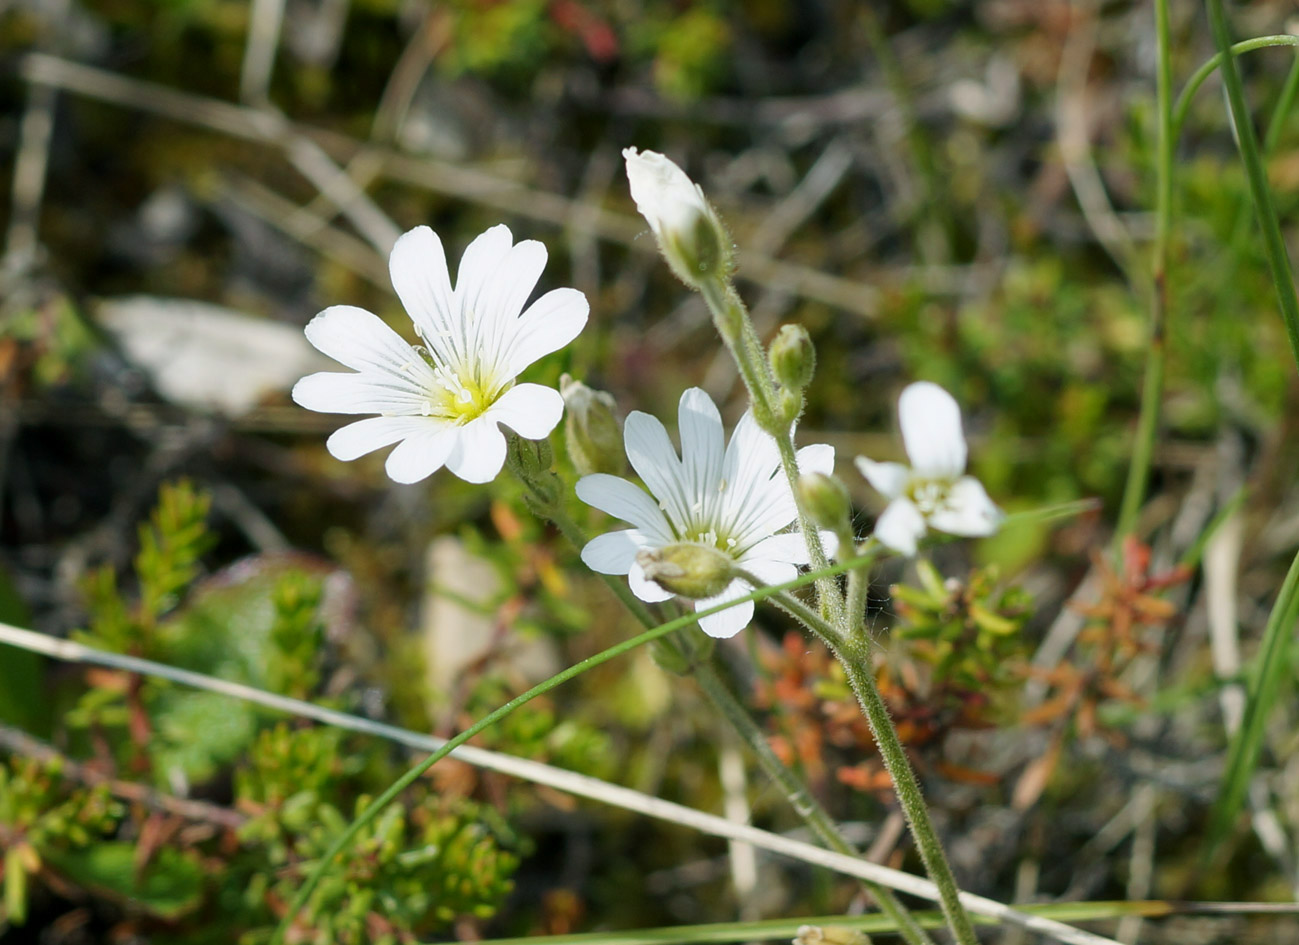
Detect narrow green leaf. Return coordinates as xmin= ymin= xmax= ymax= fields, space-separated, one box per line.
xmin=467 ymin=901 xmax=1174 ymax=945
xmin=1206 ymin=547 xmax=1299 ymax=854
xmin=1205 ymin=0 xmax=1299 ymax=373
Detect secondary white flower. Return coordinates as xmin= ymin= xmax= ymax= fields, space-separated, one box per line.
xmin=577 ymin=387 xmax=837 ymax=639
xmin=292 ymin=224 xmax=588 ymax=484
xmin=623 ymin=147 xmax=731 ymax=286
xmin=855 ymin=381 xmax=1001 ymax=556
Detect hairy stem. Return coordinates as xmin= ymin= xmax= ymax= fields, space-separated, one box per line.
xmin=691 ymin=654 xmax=936 ymax=945
xmin=696 ymin=277 xmax=844 ymax=625
xmin=756 ymin=584 xmax=979 ymax=945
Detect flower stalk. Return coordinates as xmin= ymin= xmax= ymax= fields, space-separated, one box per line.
xmin=647 ymin=153 xmax=979 ymax=941
xmin=747 ymin=579 xmax=980 ymax=945
xmin=696 ymin=276 xmax=844 ymax=627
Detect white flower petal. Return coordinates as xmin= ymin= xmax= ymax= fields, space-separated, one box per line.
xmin=326 ymin=416 xmax=431 ymax=461
xmin=694 ymin=579 xmax=755 ymax=639
xmin=487 ymin=383 xmax=563 ymax=440
xmin=855 ymin=457 xmax=910 ymax=500
xmin=387 ymin=227 xmax=457 ymax=362
xmin=443 ymin=416 xmax=508 ymax=483
xmin=874 ymin=498 xmax=927 ymax=557
xmin=576 ymin=474 xmax=675 ymax=543
xmin=741 ymin=530 xmax=837 ymax=568
xmin=737 ymin=557 xmax=798 ymax=589
xmin=678 ymin=388 xmax=725 ymax=515
xmin=629 ymin=560 xmax=675 ymax=603
xmin=470 ymin=239 xmax=547 ymax=376
xmin=720 ymin=412 xmax=785 ymax=543
xmin=504 ymin=288 xmax=589 ymax=376
xmin=303 ymin=305 xmax=438 ymax=382
xmin=580 ymin=529 xmax=652 ymax=575
xmin=383 ymin=426 xmax=458 ymax=484
xmin=623 ymin=409 xmax=692 ymax=533
xmin=455 ymin=224 xmax=515 ymax=326
xmin=291 ymin=372 xmax=427 ymax=415
xmin=898 ymin=381 xmax=967 ymax=479
xmin=795 ymin=443 xmax=835 ymax=477
xmin=928 ymin=476 xmax=1002 ymax=537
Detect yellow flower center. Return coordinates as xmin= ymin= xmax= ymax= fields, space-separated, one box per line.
xmin=907 ymin=478 xmax=953 ymax=515
xmin=417 ymin=364 xmax=507 ymax=424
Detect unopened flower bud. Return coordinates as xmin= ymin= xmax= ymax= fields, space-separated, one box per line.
xmin=560 ymin=375 xmax=624 ymax=476
xmin=624 ymin=147 xmax=733 ymax=289
xmin=508 ymin=435 xmax=560 ymax=509
xmin=769 ymin=323 xmax=816 ymax=391
xmin=797 ymin=472 xmax=852 ymax=537
xmin=636 ymin=542 xmax=735 ymax=600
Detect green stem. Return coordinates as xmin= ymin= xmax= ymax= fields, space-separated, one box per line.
xmin=756 ymin=585 xmax=979 ymax=945
xmin=845 ymin=540 xmax=881 ymax=636
xmin=1171 ymin=35 xmax=1299 ymax=137
xmin=692 ymin=656 xmax=936 ymax=945
xmin=1113 ymin=0 xmax=1174 ymax=546
xmin=1205 ymin=0 xmax=1299 ymax=373
xmin=696 ymin=277 xmax=844 ymax=626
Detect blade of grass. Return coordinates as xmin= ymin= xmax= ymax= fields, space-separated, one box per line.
xmin=1206 ymin=546 xmax=1299 ymax=854
xmin=1204 ymin=0 xmax=1299 ymax=373
xmin=1113 ymin=0 xmax=1174 ymax=546
xmin=471 ymin=901 xmax=1178 ymax=945
xmin=1171 ymin=36 xmax=1299 ymax=137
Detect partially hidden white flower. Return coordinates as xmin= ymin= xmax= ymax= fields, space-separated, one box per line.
xmin=292 ymin=224 xmax=588 ymax=484
xmin=854 ymin=381 xmax=1002 ymax=556
xmin=577 ymin=387 xmax=837 ymax=639
xmin=623 ymin=147 xmax=731 ymax=285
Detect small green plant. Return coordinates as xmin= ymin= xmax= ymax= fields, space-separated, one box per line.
xmin=0 ymin=757 xmax=123 ymax=925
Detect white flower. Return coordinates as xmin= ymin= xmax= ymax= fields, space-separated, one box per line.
xmin=576 ymin=387 xmax=837 ymax=639
xmin=292 ymin=224 xmax=588 ymax=484
xmin=854 ymin=381 xmax=1001 ymax=556
xmin=623 ymin=147 xmax=730 ymax=286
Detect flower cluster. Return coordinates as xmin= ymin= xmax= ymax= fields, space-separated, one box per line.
xmin=292 ymin=149 xmax=1002 ymax=637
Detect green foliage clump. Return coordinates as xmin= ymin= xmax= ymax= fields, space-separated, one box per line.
xmin=77 ymin=479 xmax=215 ymax=656
xmin=890 ymin=561 xmax=1031 ymax=692
xmin=0 ymin=757 xmax=123 ymax=924
xmin=265 ymin=573 xmax=326 ymax=701
xmin=236 ymin=726 xmax=518 ymax=944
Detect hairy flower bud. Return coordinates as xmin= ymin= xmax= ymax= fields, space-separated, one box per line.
xmin=797 ymin=472 xmax=852 ymax=538
xmin=624 ymin=147 xmax=733 ymax=289
xmin=636 ymin=542 xmax=735 ymax=600
xmin=769 ymin=323 xmax=816 ymax=391
xmin=560 ymin=375 xmax=624 ymax=476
